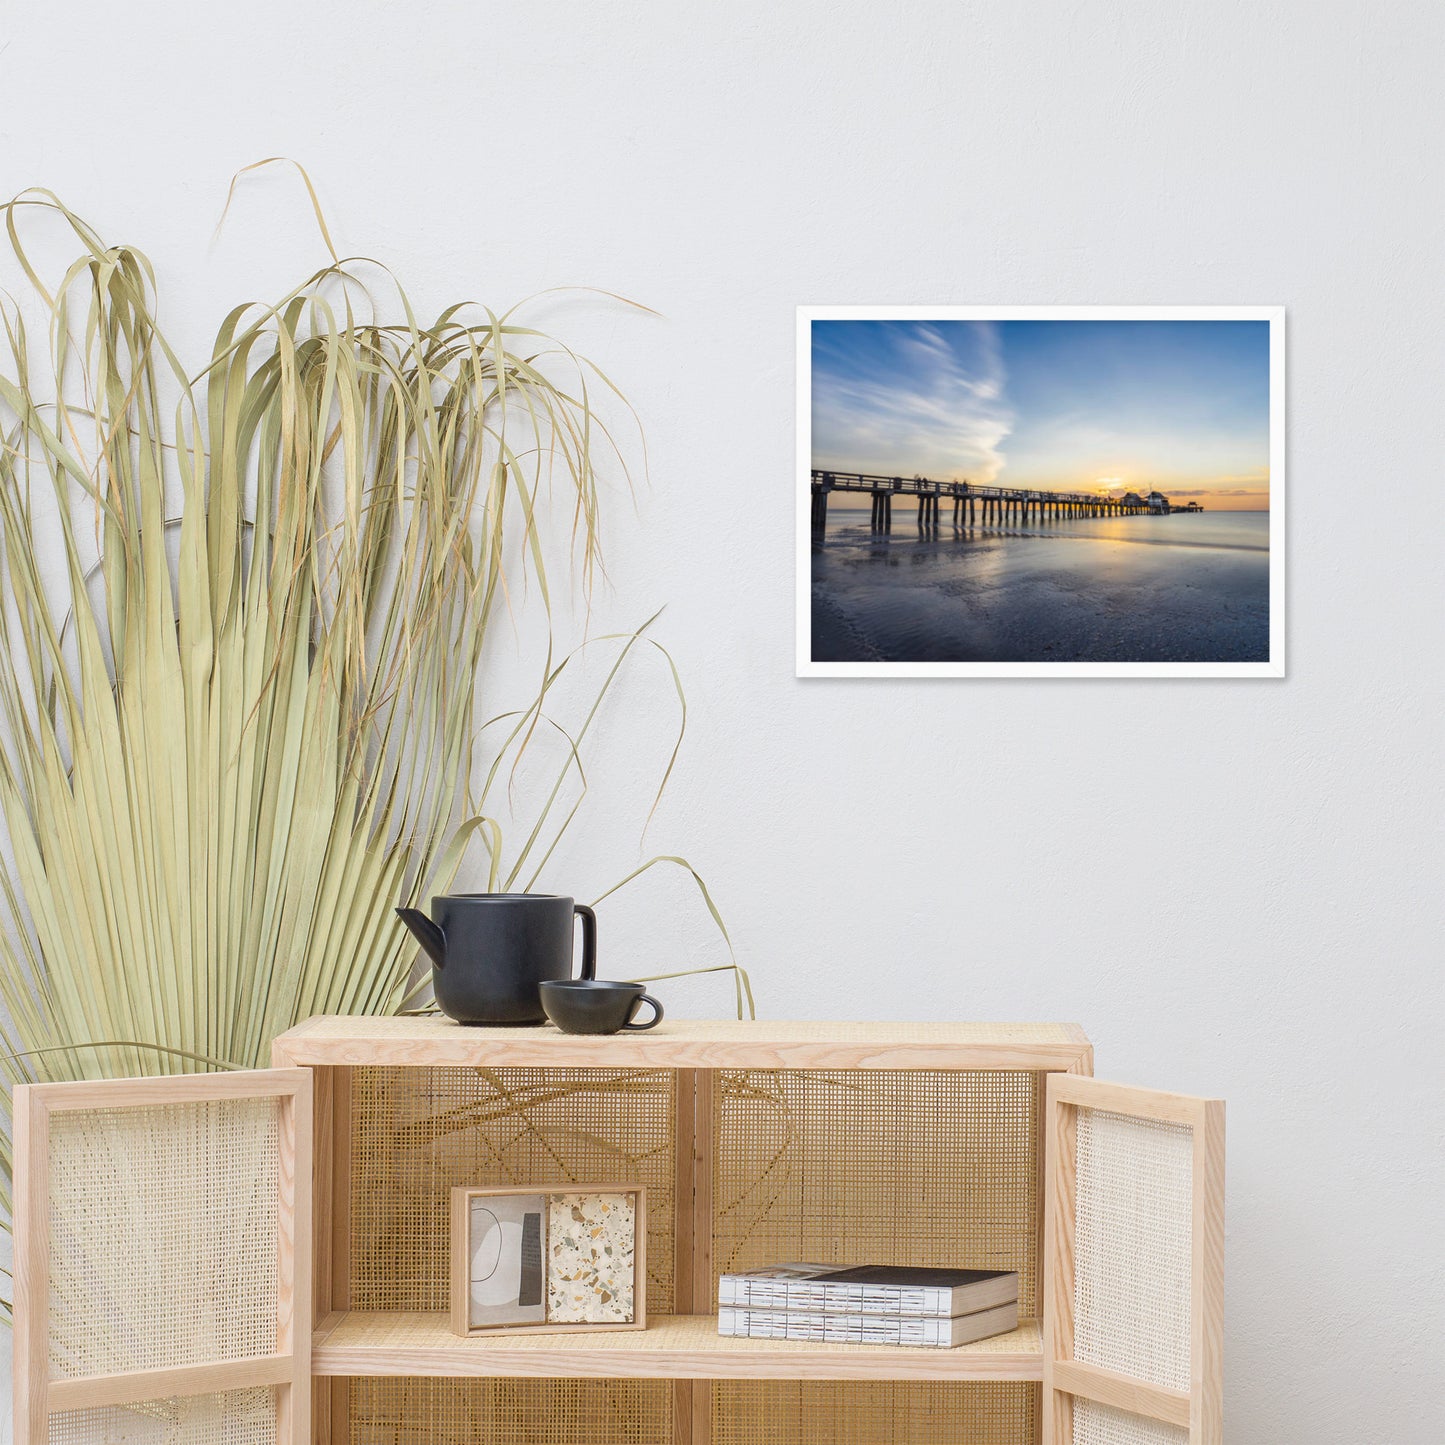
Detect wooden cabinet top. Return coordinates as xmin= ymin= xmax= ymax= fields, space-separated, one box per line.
xmin=272 ymin=1016 xmax=1092 ymax=1071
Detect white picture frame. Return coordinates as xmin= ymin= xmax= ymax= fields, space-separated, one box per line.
xmin=796 ymin=305 xmax=1286 ymax=678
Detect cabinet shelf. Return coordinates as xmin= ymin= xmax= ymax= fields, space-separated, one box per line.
xmin=311 ymin=1311 xmax=1044 ymax=1382
xmin=275 ymin=1014 xmax=1093 ymax=1071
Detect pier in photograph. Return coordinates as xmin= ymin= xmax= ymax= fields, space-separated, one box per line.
xmin=810 ymin=470 xmax=1202 ymax=533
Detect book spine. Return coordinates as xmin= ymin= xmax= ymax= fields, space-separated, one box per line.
xmin=717 ymin=1307 xmax=955 ymax=1347
xmin=716 ymin=1278 xmax=953 ymax=1317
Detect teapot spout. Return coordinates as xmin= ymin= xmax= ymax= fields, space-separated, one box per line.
xmin=396 ymin=907 xmax=447 ymax=969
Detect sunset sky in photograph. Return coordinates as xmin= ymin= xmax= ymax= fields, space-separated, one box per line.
xmin=811 ymin=318 xmax=1272 ymax=508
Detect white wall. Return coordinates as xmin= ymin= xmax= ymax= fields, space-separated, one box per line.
xmin=2 ymin=1 xmax=1442 ymax=1439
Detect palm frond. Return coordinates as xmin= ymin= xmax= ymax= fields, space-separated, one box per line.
xmin=0 ymin=187 xmax=750 ymax=1325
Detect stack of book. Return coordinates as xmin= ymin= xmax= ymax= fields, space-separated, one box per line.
xmin=716 ymin=1262 xmax=1019 ymax=1349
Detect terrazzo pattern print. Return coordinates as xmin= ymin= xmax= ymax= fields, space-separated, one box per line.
xmin=546 ymin=1192 xmax=637 ymax=1323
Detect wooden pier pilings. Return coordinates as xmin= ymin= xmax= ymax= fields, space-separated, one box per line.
xmin=810 ymin=470 xmax=1167 ymax=536
xmin=810 ymin=482 xmax=829 ymax=530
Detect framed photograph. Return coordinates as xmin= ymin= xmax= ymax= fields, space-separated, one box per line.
xmin=449 ymin=1184 xmax=646 ymax=1336
xmin=798 ymin=306 xmax=1285 ymax=677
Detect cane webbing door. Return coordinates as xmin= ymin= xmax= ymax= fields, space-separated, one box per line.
xmin=12 ymin=1069 xmax=312 ymax=1445
xmin=1043 ymin=1076 xmax=1224 ymax=1445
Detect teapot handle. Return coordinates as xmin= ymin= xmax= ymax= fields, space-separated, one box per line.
xmin=574 ymin=904 xmax=597 ymax=980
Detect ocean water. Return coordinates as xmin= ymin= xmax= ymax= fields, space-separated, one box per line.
xmin=810 ymin=505 xmax=1270 ymax=664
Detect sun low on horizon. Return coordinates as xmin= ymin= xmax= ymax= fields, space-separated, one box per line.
xmin=810 ymin=317 xmax=1272 ymax=510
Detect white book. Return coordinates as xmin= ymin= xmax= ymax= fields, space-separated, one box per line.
xmin=717 ymin=1300 xmax=1020 ymax=1349
xmin=717 ymin=1262 xmax=1018 ymax=1318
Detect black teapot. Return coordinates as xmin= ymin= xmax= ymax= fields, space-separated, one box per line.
xmin=396 ymin=893 xmax=597 ymax=1025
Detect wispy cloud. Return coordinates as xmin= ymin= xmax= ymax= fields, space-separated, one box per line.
xmin=1170 ymin=486 xmax=1268 ymax=498
xmin=812 ymin=321 xmax=1013 ymax=483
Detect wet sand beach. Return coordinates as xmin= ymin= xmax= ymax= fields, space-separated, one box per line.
xmin=810 ymin=507 xmax=1269 ymax=664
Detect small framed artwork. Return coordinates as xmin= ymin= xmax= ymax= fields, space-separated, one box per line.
xmin=798 ymin=305 xmax=1286 ymax=677
xmin=450 ymin=1184 xmax=647 ymax=1336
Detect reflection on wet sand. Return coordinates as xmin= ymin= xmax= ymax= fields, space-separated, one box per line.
xmin=810 ymin=506 xmax=1269 ymax=664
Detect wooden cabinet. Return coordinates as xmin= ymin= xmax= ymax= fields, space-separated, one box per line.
xmin=12 ymin=1019 xmax=1223 ymax=1445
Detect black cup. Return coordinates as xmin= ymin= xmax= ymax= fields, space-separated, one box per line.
xmin=539 ymin=980 xmax=664 ymax=1035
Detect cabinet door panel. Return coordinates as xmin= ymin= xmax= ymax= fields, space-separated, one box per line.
xmin=1043 ymin=1076 xmax=1223 ymax=1445
xmin=13 ymin=1069 xmax=312 ymax=1445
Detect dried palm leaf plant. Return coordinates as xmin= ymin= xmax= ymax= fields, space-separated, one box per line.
xmin=0 ymin=179 xmax=749 ymax=1319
